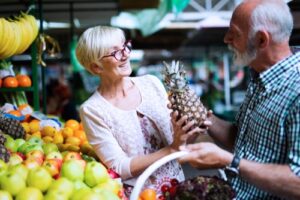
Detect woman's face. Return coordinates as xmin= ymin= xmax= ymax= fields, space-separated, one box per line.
xmin=99 ymin=40 xmax=132 ymax=79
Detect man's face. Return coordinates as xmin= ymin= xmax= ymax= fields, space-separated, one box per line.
xmin=228 ymin=35 xmax=257 ymax=67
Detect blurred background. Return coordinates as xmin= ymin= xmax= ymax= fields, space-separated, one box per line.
xmin=0 ymin=0 xmax=299 ymax=122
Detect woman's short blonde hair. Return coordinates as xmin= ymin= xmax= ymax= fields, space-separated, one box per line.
xmin=76 ymin=26 xmax=125 ymax=74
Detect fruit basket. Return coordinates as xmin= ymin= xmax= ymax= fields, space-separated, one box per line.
xmin=130 ymin=151 xmax=235 ymax=200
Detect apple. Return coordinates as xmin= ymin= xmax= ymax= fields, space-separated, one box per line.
xmin=15 ymin=138 xmax=26 ymax=150
xmin=43 ymin=159 xmax=60 ymax=177
xmin=23 ymin=158 xmax=41 ymax=170
xmin=15 ymin=187 xmax=43 ymax=200
xmin=16 ymin=152 xmax=26 ymax=160
xmin=26 ymin=150 xmax=44 ymax=162
xmin=0 ymin=171 xmax=26 ymax=196
xmin=27 ymin=136 xmax=43 ymax=146
xmin=4 ymin=136 xmax=18 ymax=152
xmin=61 ymin=160 xmax=84 ymax=181
xmin=8 ymin=153 xmax=23 ymax=166
xmin=99 ymin=189 xmax=120 ymax=200
xmin=70 ymin=188 xmax=91 ymax=200
xmin=42 ymin=143 xmax=59 ymax=155
xmin=44 ymin=191 xmax=68 ymax=200
xmin=82 ymin=191 xmax=103 ymax=200
xmin=0 ymin=190 xmax=12 ymax=200
xmin=93 ymin=178 xmax=121 ymax=195
xmin=63 ymin=151 xmax=82 ymax=161
xmin=0 ymin=159 xmax=8 ymax=177
xmin=107 ymin=168 xmax=120 ymax=179
xmin=8 ymin=164 xmax=29 ymax=180
xmin=84 ymin=161 xmax=109 ymax=187
xmin=73 ymin=180 xmax=89 ymax=190
xmin=46 ymin=151 xmax=63 ymax=160
xmin=27 ymin=166 xmax=53 ymax=192
xmin=48 ymin=177 xmax=74 ymax=198
xmin=18 ymin=143 xmax=43 ymax=155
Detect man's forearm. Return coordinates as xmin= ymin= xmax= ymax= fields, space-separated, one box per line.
xmin=239 ymin=159 xmax=300 ymax=200
xmin=208 ymin=115 xmax=237 ymax=150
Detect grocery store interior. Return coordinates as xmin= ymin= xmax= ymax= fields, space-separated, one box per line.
xmin=0 ymin=0 xmax=299 ymax=199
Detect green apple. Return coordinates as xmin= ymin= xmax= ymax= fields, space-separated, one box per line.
xmin=99 ymin=189 xmax=120 ymax=200
xmin=93 ymin=178 xmax=121 ymax=195
xmin=84 ymin=161 xmax=109 ymax=187
xmin=44 ymin=191 xmax=68 ymax=200
xmin=15 ymin=187 xmax=43 ymax=200
xmin=0 ymin=190 xmax=12 ymax=200
xmin=61 ymin=160 xmax=84 ymax=181
xmin=0 ymin=160 xmax=8 ymax=177
xmin=8 ymin=153 xmax=23 ymax=166
xmin=42 ymin=143 xmax=59 ymax=155
xmin=15 ymin=138 xmax=26 ymax=150
xmin=70 ymin=188 xmax=91 ymax=200
xmin=26 ymin=167 xmax=53 ymax=192
xmin=82 ymin=191 xmax=103 ymax=200
xmin=0 ymin=172 xmax=26 ymax=196
xmin=27 ymin=136 xmax=43 ymax=146
xmin=73 ymin=180 xmax=89 ymax=190
xmin=8 ymin=164 xmax=29 ymax=180
xmin=63 ymin=151 xmax=82 ymax=161
xmin=4 ymin=136 xmax=18 ymax=152
xmin=46 ymin=151 xmax=63 ymax=160
xmin=19 ymin=143 xmax=43 ymax=155
xmin=48 ymin=177 xmax=74 ymax=198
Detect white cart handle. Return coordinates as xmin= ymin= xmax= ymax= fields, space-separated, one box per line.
xmin=130 ymin=151 xmax=188 ymax=200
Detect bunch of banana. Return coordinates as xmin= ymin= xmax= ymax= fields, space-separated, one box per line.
xmin=36 ymin=33 xmax=61 ymax=67
xmin=0 ymin=12 xmax=38 ymax=60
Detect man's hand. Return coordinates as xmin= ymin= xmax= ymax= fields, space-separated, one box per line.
xmin=178 ymin=142 xmax=233 ymax=169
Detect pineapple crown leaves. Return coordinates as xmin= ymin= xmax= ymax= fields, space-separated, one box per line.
xmin=0 ymin=60 xmax=13 ymax=70
xmin=162 ymin=60 xmax=189 ymax=92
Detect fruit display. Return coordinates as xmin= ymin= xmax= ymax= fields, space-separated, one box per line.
xmin=0 ymin=12 xmax=38 ymax=60
xmin=156 ymin=176 xmax=235 ymax=200
xmin=0 ymin=133 xmax=125 ymax=200
xmin=163 ymin=60 xmax=207 ymax=127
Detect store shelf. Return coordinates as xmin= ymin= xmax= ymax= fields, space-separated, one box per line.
xmin=0 ymin=87 xmax=34 ymax=92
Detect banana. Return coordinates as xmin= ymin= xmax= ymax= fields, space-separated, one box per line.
xmin=1 ymin=20 xmax=22 ymax=58
xmin=15 ymin=15 xmax=34 ymax=54
xmin=0 ymin=18 xmax=14 ymax=59
xmin=21 ymin=12 xmax=38 ymax=41
xmin=36 ymin=34 xmax=46 ymax=66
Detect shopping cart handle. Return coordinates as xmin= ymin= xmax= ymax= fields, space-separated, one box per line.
xmin=130 ymin=151 xmax=188 ymax=200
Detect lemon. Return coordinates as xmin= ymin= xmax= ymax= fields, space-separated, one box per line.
xmin=42 ymin=126 xmax=57 ymax=137
xmin=29 ymin=120 xmax=40 ymax=133
xmin=21 ymin=122 xmax=30 ymax=133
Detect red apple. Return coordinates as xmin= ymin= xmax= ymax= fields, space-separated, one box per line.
xmin=8 ymin=153 xmax=23 ymax=166
xmin=23 ymin=158 xmax=41 ymax=170
xmin=63 ymin=151 xmax=82 ymax=161
xmin=107 ymin=168 xmax=120 ymax=179
xmin=26 ymin=150 xmax=44 ymax=162
xmin=16 ymin=152 xmax=26 ymax=160
xmin=43 ymin=159 xmax=60 ymax=177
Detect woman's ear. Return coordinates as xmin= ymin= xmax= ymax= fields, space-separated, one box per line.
xmin=90 ymin=62 xmax=103 ymax=74
xmin=255 ymin=30 xmax=269 ymax=49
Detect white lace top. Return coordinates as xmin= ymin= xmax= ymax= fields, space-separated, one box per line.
xmin=80 ymin=75 xmax=185 ymax=186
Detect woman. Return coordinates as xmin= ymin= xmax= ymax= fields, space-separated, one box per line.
xmin=76 ymin=26 xmax=199 ymax=195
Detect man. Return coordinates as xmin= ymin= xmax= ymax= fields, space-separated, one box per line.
xmin=179 ymin=0 xmax=300 ymax=199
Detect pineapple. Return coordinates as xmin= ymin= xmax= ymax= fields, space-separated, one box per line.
xmin=0 ymin=144 xmax=10 ymax=162
xmin=0 ymin=111 xmax=25 ymax=139
xmin=163 ymin=60 xmax=207 ymax=127
xmin=0 ymin=131 xmax=6 ymax=144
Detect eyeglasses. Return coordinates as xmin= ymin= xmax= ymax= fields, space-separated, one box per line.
xmin=101 ymin=40 xmax=132 ymax=61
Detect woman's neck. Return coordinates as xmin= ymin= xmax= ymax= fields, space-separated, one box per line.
xmin=99 ymin=77 xmax=133 ymax=99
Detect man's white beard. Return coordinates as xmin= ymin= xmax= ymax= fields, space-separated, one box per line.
xmin=228 ymin=44 xmax=257 ymax=67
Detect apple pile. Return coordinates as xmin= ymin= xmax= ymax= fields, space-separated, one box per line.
xmin=0 ymin=134 xmax=126 ymax=200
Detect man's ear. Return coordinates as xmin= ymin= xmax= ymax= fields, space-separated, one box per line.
xmin=90 ymin=62 xmax=103 ymax=74
xmin=255 ymin=30 xmax=269 ymax=49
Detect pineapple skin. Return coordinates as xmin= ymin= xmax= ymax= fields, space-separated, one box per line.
xmin=170 ymin=88 xmax=207 ymax=127
xmin=0 ymin=116 xmax=25 ymax=139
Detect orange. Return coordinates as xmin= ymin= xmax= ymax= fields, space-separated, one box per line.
xmin=16 ymin=74 xmax=32 ymax=87
xmin=140 ymin=188 xmax=156 ymax=200
xmin=3 ymin=76 xmax=18 ymax=88
xmin=21 ymin=122 xmax=30 ymax=133
xmin=73 ymin=130 xmax=86 ymax=143
xmin=65 ymin=119 xmax=79 ymax=131
xmin=62 ymin=127 xmax=74 ymax=138
xmin=29 ymin=120 xmax=40 ymax=133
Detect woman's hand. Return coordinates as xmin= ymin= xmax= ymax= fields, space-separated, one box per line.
xmin=178 ymin=142 xmax=233 ymax=169
xmin=170 ymin=111 xmax=202 ymax=151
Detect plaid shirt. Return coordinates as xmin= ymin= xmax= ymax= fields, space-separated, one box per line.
xmin=230 ymin=52 xmax=300 ymax=200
